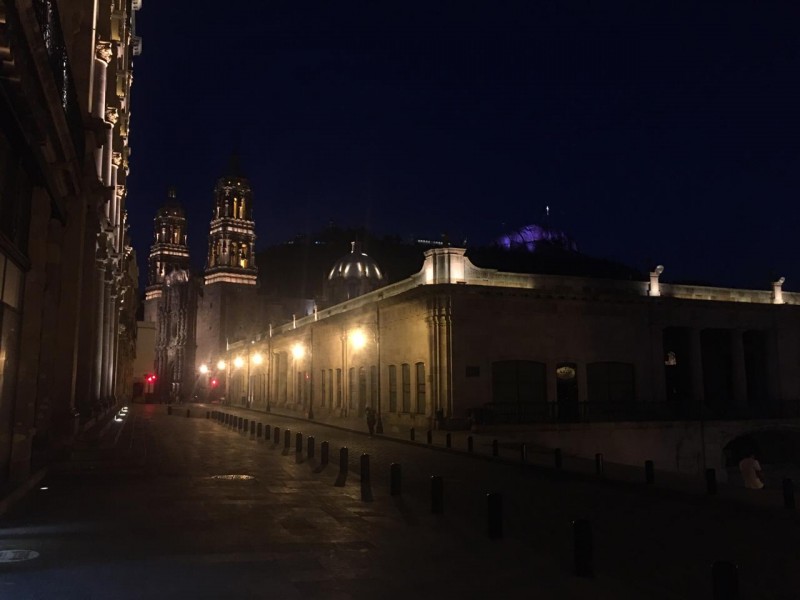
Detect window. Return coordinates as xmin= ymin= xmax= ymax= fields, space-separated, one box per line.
xmin=415 ymin=362 xmax=426 ymax=414
xmin=348 ymin=367 xmax=356 ymax=408
xmin=335 ymin=368 xmax=342 ymax=407
xmin=388 ymin=365 xmax=397 ymax=412
xmin=320 ymin=370 xmax=326 ymax=407
xmin=328 ymin=369 xmax=334 ymax=407
xmin=401 ymin=363 xmax=411 ymax=413
xmin=370 ymin=365 xmax=378 ymax=409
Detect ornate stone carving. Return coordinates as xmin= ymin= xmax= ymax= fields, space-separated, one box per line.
xmin=96 ymin=41 xmax=113 ymax=64
xmin=105 ymin=106 xmax=119 ymax=125
xmin=112 ymin=152 xmax=122 ymax=167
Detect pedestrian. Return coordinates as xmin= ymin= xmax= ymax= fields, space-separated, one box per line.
xmin=366 ymin=407 xmax=376 ymax=436
xmin=739 ymin=452 xmax=765 ymax=489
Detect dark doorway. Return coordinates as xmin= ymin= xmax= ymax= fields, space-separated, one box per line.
xmin=743 ymin=330 xmax=769 ymax=415
xmin=556 ymin=363 xmax=579 ymax=422
xmin=663 ymin=327 xmax=693 ymax=418
xmin=700 ymin=329 xmax=733 ymax=418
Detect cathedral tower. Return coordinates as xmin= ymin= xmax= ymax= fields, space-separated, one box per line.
xmin=195 ymin=157 xmax=261 ymax=376
xmin=144 ymin=187 xmax=190 ymax=323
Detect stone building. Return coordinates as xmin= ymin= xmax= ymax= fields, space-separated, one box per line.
xmin=0 ymin=0 xmax=141 ymax=488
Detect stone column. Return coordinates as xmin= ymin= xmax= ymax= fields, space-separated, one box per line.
xmin=93 ymin=243 xmax=107 ymax=403
xmin=93 ymin=42 xmax=111 ymax=176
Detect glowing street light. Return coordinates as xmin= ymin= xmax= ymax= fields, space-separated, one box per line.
xmin=217 ymin=360 xmax=226 ymax=371
xmin=292 ymin=343 xmax=305 ymax=360
xmin=199 ymin=364 xmax=209 ymax=375
xmin=350 ymin=329 xmax=366 ymax=350
xmin=234 ymin=356 xmax=244 ymax=369
xmin=252 ymin=352 xmax=263 ymax=366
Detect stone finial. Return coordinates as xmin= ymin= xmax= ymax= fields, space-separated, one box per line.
xmin=105 ymin=106 xmax=119 ymax=125
xmin=772 ymin=277 xmax=786 ymax=305
xmin=649 ymin=265 xmax=664 ymax=297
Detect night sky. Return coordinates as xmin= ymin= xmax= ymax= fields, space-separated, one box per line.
xmin=127 ymin=1 xmax=800 ymax=290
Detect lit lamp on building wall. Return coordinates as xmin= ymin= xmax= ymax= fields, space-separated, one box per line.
xmin=291 ymin=342 xmax=311 ymax=418
xmin=344 ymin=326 xmax=383 ymax=433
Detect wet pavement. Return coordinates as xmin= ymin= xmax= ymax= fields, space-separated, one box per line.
xmin=0 ymin=404 xmax=797 ymax=599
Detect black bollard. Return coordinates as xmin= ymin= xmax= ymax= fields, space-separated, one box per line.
xmin=520 ymin=443 xmax=527 ymax=463
xmin=492 ymin=439 xmax=499 ymax=457
xmin=783 ymin=478 xmax=795 ymax=510
xmin=390 ymin=463 xmax=402 ymax=496
xmin=360 ymin=454 xmax=372 ymax=502
xmin=645 ymin=460 xmax=655 ymax=485
xmin=595 ymin=453 xmax=604 ymax=477
xmin=256 ymin=423 xmax=262 ymax=439
xmin=427 ymin=430 xmax=433 ymax=445
xmin=410 ymin=427 xmax=415 ymax=441
xmin=206 ymin=411 xmax=210 ymax=419
xmin=712 ymin=561 xmax=739 ymax=600
xmin=307 ymin=436 xmax=315 ymax=460
xmin=431 ymin=475 xmax=444 ymax=514
xmin=273 ymin=426 xmax=280 ymax=445
xmin=284 ymin=429 xmax=291 ymax=450
xmin=250 ymin=421 xmax=255 ymax=437
xmin=186 ymin=409 xmax=190 ymax=418
xmin=295 ymin=432 xmax=303 ymax=462
xmin=573 ymin=519 xmax=593 ymax=577
xmin=445 ymin=433 xmax=451 ymax=448
xmin=706 ymin=468 xmax=717 ymax=495
xmin=265 ymin=424 xmax=271 ymax=439
xmin=239 ymin=417 xmax=244 ymax=431
xmin=243 ymin=419 xmax=248 ymax=434
xmin=554 ymin=448 xmax=563 ymax=470
xmin=487 ymin=493 xmax=503 ymax=540
xmin=334 ymin=446 xmax=349 ymax=486
xmin=468 ymin=436 xmax=474 ymax=453
xmin=321 ymin=441 xmax=329 ymax=466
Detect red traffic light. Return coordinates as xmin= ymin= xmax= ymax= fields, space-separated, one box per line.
xmin=210 ymin=378 xmax=218 ymax=388
xmin=146 ymin=374 xmax=157 ymax=383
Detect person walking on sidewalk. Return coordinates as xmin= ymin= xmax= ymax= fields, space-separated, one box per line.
xmin=739 ymin=452 xmax=765 ymax=489
xmin=366 ymin=407 xmax=376 ymax=436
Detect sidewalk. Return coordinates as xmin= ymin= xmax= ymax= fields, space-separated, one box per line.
xmin=199 ymin=401 xmax=791 ymax=513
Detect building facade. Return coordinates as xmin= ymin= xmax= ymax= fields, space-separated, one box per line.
xmin=0 ymin=0 xmax=141 ymax=488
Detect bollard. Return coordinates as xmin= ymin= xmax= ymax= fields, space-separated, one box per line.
xmin=492 ymin=439 xmax=499 ymax=457
xmin=520 ymin=443 xmax=527 ymax=463
xmin=360 ymin=454 xmax=372 ymax=501
xmin=256 ymin=423 xmax=262 ymax=439
xmin=223 ymin=413 xmax=227 ymax=425
xmin=468 ymin=436 xmax=474 ymax=453
xmin=239 ymin=417 xmax=244 ymax=431
xmin=265 ymin=424 xmax=271 ymax=439
xmin=445 ymin=433 xmax=451 ymax=448
xmin=250 ymin=421 xmax=255 ymax=437
xmin=167 ymin=406 xmax=172 ymax=416
xmin=339 ymin=446 xmax=348 ymax=477
xmin=307 ymin=436 xmax=315 ymax=459
xmin=783 ymin=478 xmax=796 ymax=510
xmin=390 ymin=463 xmax=402 ymax=496
xmin=320 ymin=441 xmax=329 ymax=466
xmin=206 ymin=411 xmax=210 ymax=419
xmin=487 ymin=493 xmax=503 ymax=539
xmin=295 ymin=432 xmax=303 ymax=458
xmin=273 ymin=427 xmax=280 ymax=445
xmin=431 ymin=475 xmax=444 ymax=514
xmin=410 ymin=427 xmax=415 ymax=441
xmin=712 ymin=561 xmax=739 ymax=600
xmin=706 ymin=468 xmax=717 ymax=495
xmin=554 ymin=448 xmax=563 ymax=470
xmin=186 ymin=409 xmax=190 ymax=418
xmin=284 ymin=429 xmax=291 ymax=450
xmin=243 ymin=419 xmax=248 ymax=434
xmin=645 ymin=460 xmax=655 ymax=485
xmin=427 ymin=430 xmax=433 ymax=445
xmin=595 ymin=453 xmax=604 ymax=477
xmin=573 ymin=519 xmax=593 ymax=577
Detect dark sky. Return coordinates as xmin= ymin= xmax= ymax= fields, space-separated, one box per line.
xmin=127 ymin=1 xmax=800 ymax=290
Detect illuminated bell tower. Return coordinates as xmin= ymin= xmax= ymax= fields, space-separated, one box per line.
xmin=195 ymin=156 xmax=260 ymax=373
xmin=204 ymin=155 xmax=257 ymax=285
xmin=144 ymin=187 xmax=190 ymax=323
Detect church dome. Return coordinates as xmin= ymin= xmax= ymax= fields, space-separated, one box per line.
xmin=326 ymin=242 xmax=384 ymax=304
xmin=328 ymin=242 xmax=384 ymax=282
